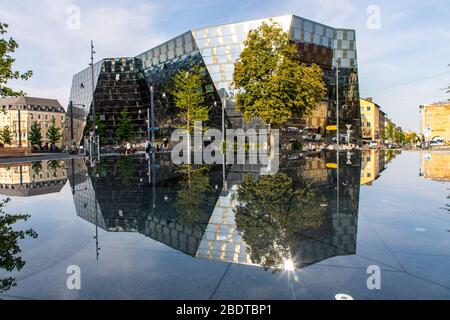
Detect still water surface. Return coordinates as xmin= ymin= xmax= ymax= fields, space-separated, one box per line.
xmin=0 ymin=150 xmax=449 ymax=299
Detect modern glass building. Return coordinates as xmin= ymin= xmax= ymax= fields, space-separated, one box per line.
xmin=63 ymin=14 xmax=361 ymax=148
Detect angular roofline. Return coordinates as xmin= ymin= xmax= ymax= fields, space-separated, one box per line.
xmin=135 ymin=13 xmax=356 ymax=58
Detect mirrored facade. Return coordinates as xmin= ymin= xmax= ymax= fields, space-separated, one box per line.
xmin=67 ymin=151 xmax=361 ymax=271
xmin=63 ymin=14 xmax=361 ymax=148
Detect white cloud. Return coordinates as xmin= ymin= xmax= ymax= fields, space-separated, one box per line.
xmin=1 ymin=0 xmax=169 ymax=107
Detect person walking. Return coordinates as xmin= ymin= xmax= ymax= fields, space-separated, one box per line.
xmin=125 ymin=141 xmax=131 ymax=155
xmin=144 ymin=138 xmax=151 ymax=155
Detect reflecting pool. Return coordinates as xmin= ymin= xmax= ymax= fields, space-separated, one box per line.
xmin=0 ymin=150 xmax=449 ymax=299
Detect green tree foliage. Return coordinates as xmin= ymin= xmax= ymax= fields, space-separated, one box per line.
xmin=116 ymin=108 xmax=134 ymax=142
xmin=395 ymin=130 xmax=405 ymax=145
xmin=0 ymin=126 xmax=13 ymax=146
xmin=404 ymin=132 xmax=420 ymax=145
xmin=233 ymin=21 xmax=326 ymax=127
xmin=0 ymin=22 xmax=32 ymax=99
xmin=0 ymin=198 xmax=38 ymax=292
xmin=234 ymin=172 xmax=326 ymax=271
xmin=28 ymin=121 xmax=42 ymax=147
xmin=46 ymin=116 xmax=62 ymax=145
xmin=172 ymin=68 xmax=211 ymax=131
xmin=385 ymin=123 xmax=395 ymax=142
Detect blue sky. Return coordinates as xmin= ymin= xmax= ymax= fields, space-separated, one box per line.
xmin=1 ymin=0 xmax=450 ymax=131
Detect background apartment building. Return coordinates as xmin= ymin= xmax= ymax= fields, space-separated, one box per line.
xmin=360 ymin=97 xmax=380 ymax=142
xmin=360 ymin=97 xmax=397 ymax=144
xmin=420 ymin=102 xmax=450 ymax=143
xmin=0 ymin=96 xmax=65 ymax=148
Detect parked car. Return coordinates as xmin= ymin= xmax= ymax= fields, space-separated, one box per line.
xmin=429 ymin=138 xmax=445 ymax=147
xmin=369 ymin=140 xmax=378 ymax=149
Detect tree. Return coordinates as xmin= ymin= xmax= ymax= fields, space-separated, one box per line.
xmin=0 ymin=126 xmax=13 ymax=146
xmin=0 ymin=22 xmax=32 ymax=99
xmin=46 ymin=116 xmax=62 ymax=145
xmin=28 ymin=121 xmax=42 ymax=147
xmin=233 ymin=21 xmax=326 ymax=129
xmin=0 ymin=198 xmax=38 ymax=292
xmin=395 ymin=130 xmax=405 ymax=145
xmin=385 ymin=123 xmax=395 ymax=142
xmin=116 ymin=108 xmax=134 ymax=142
xmin=404 ymin=132 xmax=419 ymax=146
xmin=172 ymin=68 xmax=210 ymax=131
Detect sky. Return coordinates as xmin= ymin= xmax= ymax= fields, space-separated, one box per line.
xmin=1 ymin=0 xmax=450 ymax=131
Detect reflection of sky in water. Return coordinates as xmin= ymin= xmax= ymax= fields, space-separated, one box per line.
xmin=0 ymin=151 xmax=449 ymax=299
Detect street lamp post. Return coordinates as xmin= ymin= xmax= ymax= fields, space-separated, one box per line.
xmin=150 ymin=85 xmax=154 ymax=143
xmin=220 ymin=97 xmax=227 ymax=191
xmin=90 ymin=41 xmax=96 ymax=141
xmin=336 ymin=63 xmax=340 ymax=150
xmin=147 ymin=86 xmax=167 ymax=146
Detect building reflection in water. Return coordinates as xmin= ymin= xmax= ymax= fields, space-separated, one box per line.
xmin=0 ymin=160 xmax=67 ymax=197
xmin=68 ymin=151 xmax=364 ymax=271
xmin=420 ymin=152 xmax=450 ymax=182
xmin=419 ymin=152 xmax=450 ymax=215
xmin=360 ymin=149 xmax=399 ymax=186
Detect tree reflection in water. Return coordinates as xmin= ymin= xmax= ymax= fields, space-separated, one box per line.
xmin=174 ymin=165 xmax=214 ymax=224
xmin=0 ymin=198 xmax=37 ymax=293
xmin=117 ymin=156 xmax=135 ymax=189
xmin=31 ymin=161 xmax=42 ymax=176
xmin=234 ymin=172 xmax=326 ymax=272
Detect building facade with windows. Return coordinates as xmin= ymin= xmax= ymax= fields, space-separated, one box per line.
xmin=0 ymin=97 xmax=65 ymax=148
xmin=420 ymin=102 xmax=450 ymax=143
xmin=63 ymin=14 xmax=361 ymax=148
xmin=360 ymin=97 xmax=381 ymax=142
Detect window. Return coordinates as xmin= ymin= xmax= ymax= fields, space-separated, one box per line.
xmin=304 ymin=32 xmax=311 ymax=43
xmin=367 ymin=122 xmax=371 ymax=127
xmin=367 ymin=106 xmax=371 ymax=111
xmin=45 ymin=114 xmax=48 ymax=120
xmin=38 ymin=114 xmax=41 ymax=120
xmin=304 ymin=21 xmax=313 ymax=32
